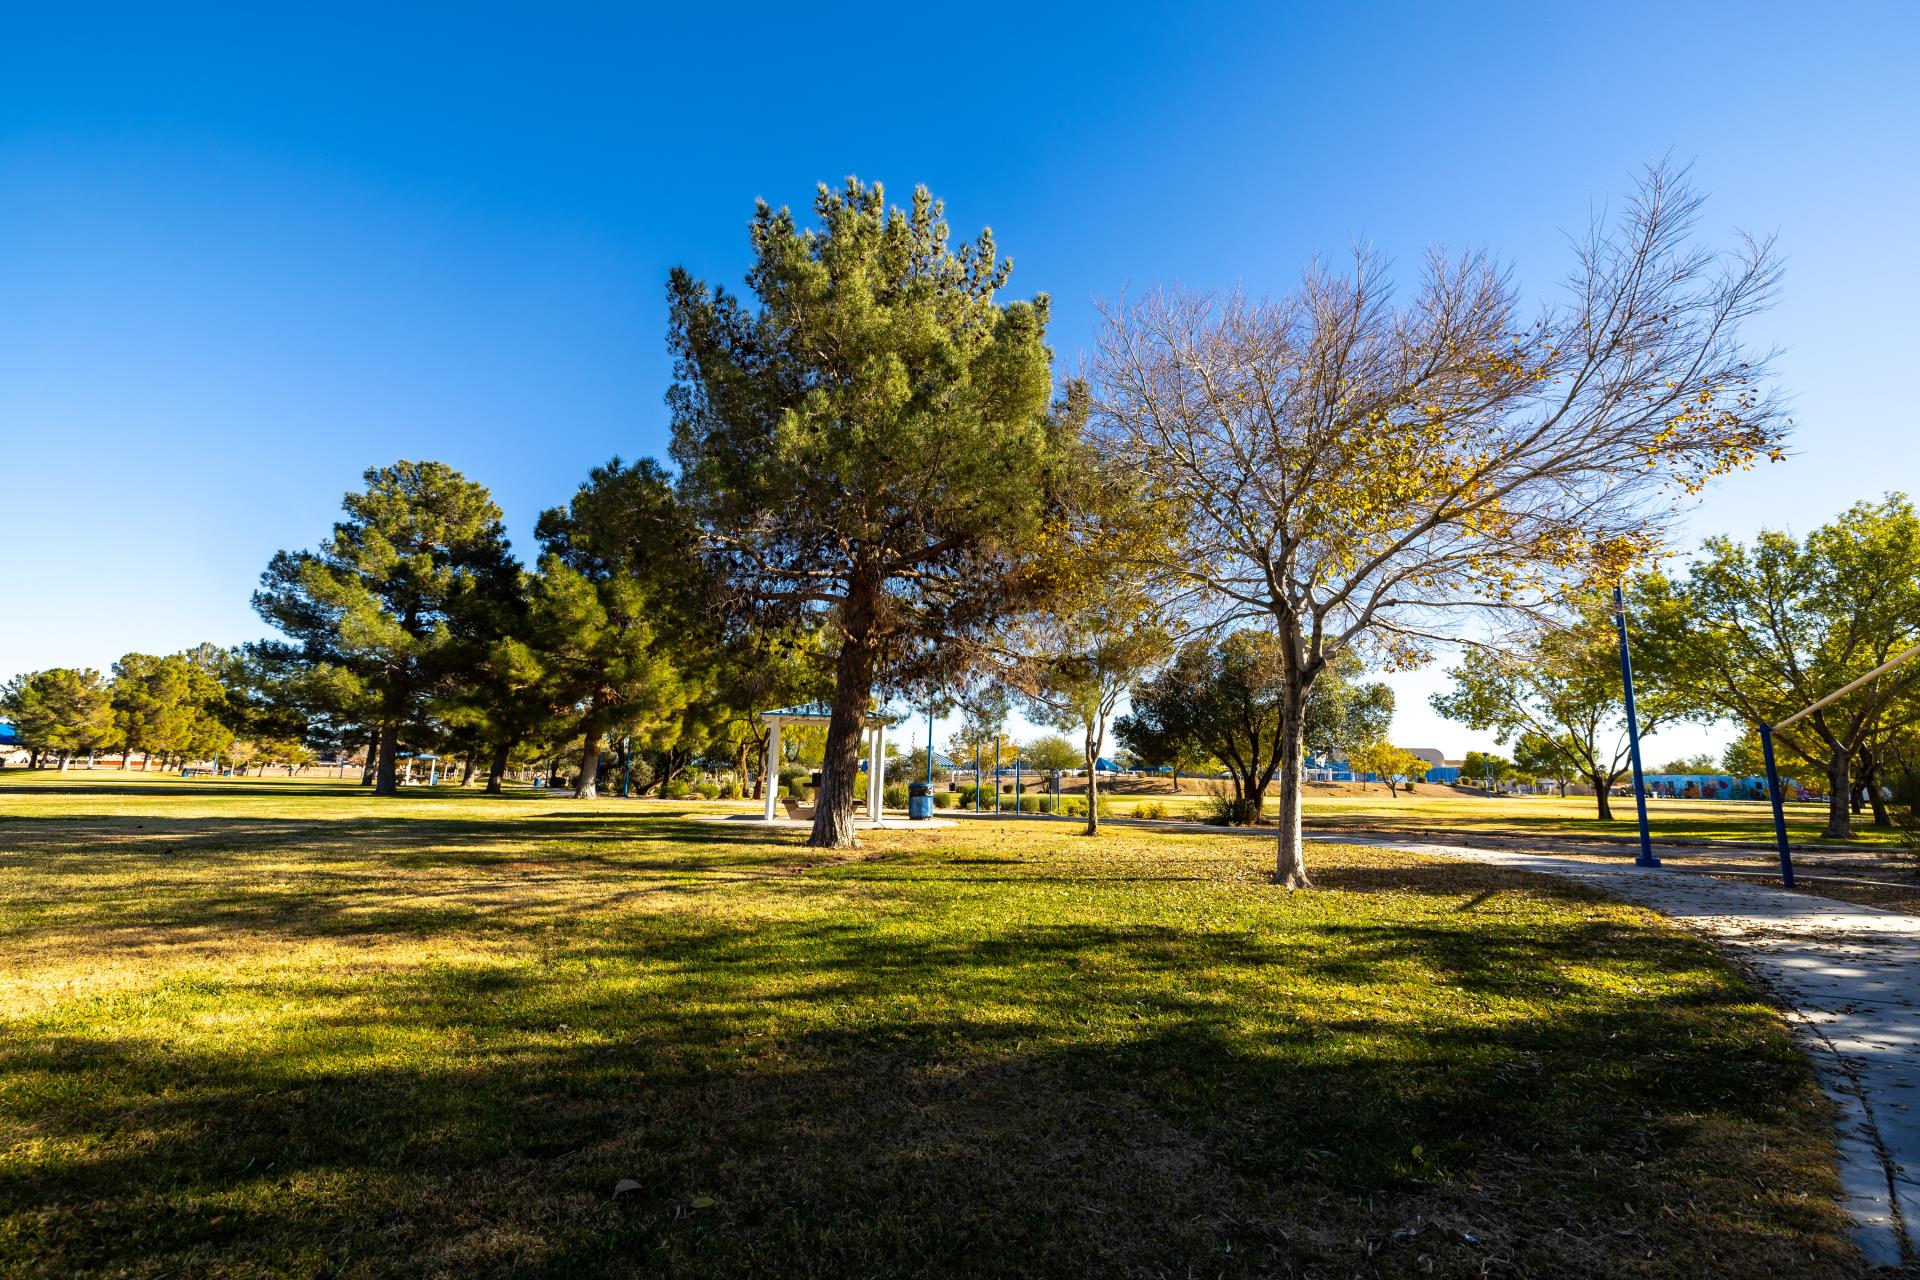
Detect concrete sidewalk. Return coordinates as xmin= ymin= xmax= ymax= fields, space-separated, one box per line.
xmin=1337 ymin=835 xmax=1920 ymax=1268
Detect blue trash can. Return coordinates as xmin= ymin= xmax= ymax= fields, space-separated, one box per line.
xmin=908 ymin=781 xmax=933 ymax=820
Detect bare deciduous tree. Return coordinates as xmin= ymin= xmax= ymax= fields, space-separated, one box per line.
xmin=1094 ymin=165 xmax=1786 ymax=886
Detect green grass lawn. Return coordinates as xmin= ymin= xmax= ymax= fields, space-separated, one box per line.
xmin=0 ymin=772 xmax=1862 ymax=1277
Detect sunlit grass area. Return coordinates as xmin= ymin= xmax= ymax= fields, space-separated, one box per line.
xmin=1049 ymin=778 xmax=1905 ymax=849
xmin=0 ymin=773 xmax=1860 ymax=1277
xmin=1294 ymin=791 xmax=1903 ymax=847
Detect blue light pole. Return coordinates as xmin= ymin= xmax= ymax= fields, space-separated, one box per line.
xmin=1759 ymin=723 xmax=1796 ymax=888
xmin=1612 ymin=585 xmax=1659 ymax=868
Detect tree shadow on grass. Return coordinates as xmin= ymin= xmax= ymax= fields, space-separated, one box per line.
xmin=0 ymin=899 xmax=1855 ymax=1279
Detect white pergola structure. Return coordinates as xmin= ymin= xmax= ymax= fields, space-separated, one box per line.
xmin=759 ymin=706 xmax=898 ymax=824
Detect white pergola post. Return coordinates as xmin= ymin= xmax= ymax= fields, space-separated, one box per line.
xmin=872 ymin=721 xmax=887 ymax=824
xmin=763 ymin=718 xmax=783 ymax=821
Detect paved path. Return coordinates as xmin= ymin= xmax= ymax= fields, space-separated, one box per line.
xmin=1336 ymin=836 xmax=1920 ymax=1268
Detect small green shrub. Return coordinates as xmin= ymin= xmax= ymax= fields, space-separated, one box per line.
xmin=883 ymin=782 xmax=909 ymax=810
xmin=663 ymin=781 xmax=691 ymax=800
xmin=1401 ymin=782 xmax=1416 ymax=794
xmin=1133 ymin=799 xmax=1167 ymax=820
xmin=932 ymin=790 xmax=956 ymax=809
xmin=777 ymin=784 xmax=791 ymax=800
xmin=952 ymin=784 xmax=993 ymax=809
xmin=1200 ymin=787 xmax=1258 ymax=825
xmin=1059 ymin=797 xmax=1086 ymax=818
xmin=695 ymin=782 xmax=720 ymax=800
xmin=1018 ymin=795 xmax=1043 ymax=813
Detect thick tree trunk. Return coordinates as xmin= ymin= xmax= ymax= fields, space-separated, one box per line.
xmin=118 ymin=748 xmax=129 ymax=771
xmin=574 ymin=714 xmax=603 ymax=799
xmin=460 ymin=753 xmax=476 ymax=786
xmin=58 ymin=750 xmax=71 ymax=772
xmin=1243 ymin=777 xmax=1269 ymax=825
xmin=1272 ymin=671 xmax=1311 ymax=888
xmin=374 ymin=721 xmax=400 ymax=796
xmin=485 ymin=738 xmax=511 ymax=794
xmin=361 ymin=737 xmax=379 ymax=786
xmin=1864 ymin=760 xmax=1891 ymax=828
xmin=1591 ymin=774 xmax=1615 ymax=821
xmin=1824 ymin=745 xmax=1853 ymax=840
xmin=809 ymin=580 xmax=878 ymax=849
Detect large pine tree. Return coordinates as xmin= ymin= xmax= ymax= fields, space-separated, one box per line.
xmin=253 ymin=461 xmax=519 ymax=795
xmin=529 ymin=457 xmax=702 ymax=799
xmin=668 ymin=180 xmax=1068 ymax=848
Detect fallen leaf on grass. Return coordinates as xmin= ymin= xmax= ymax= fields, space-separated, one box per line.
xmin=612 ymin=1179 xmax=640 ymax=1198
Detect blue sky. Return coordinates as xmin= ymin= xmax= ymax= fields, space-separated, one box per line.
xmin=4 ymin=2 xmax=1916 ymax=761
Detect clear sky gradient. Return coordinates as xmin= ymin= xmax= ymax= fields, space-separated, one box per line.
xmin=5 ymin=3 xmax=1916 ymax=762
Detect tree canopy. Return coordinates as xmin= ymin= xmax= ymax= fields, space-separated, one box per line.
xmin=2 ymin=668 xmax=114 ymax=768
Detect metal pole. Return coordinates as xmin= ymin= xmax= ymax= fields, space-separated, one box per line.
xmin=995 ymin=735 xmax=1002 ymax=815
xmin=927 ymin=705 xmax=935 ymax=784
xmin=1760 ymin=723 xmax=1796 ymax=888
xmin=1613 ymin=585 xmax=1659 ymax=868
xmin=974 ymin=745 xmax=981 ymax=812
xmin=621 ymin=736 xmax=631 ymax=798
xmin=1015 ymin=749 xmax=1021 ymax=811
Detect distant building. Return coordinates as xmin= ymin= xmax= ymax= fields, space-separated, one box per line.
xmin=1308 ymin=749 xmax=1459 ymax=785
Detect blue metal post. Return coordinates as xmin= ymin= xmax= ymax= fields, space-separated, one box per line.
xmin=1014 ymin=748 xmax=1022 ymax=811
xmin=1760 ymin=723 xmax=1797 ymax=888
xmin=1613 ymin=585 xmax=1659 ymax=868
xmin=994 ymin=735 xmax=1002 ymax=815
xmin=927 ymin=705 xmax=935 ymax=784
xmin=973 ymin=745 xmax=981 ymax=812
xmin=621 ymin=735 xmax=631 ymax=798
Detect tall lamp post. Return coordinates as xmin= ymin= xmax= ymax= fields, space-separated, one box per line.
xmin=1612 ymin=585 xmax=1659 ymax=868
